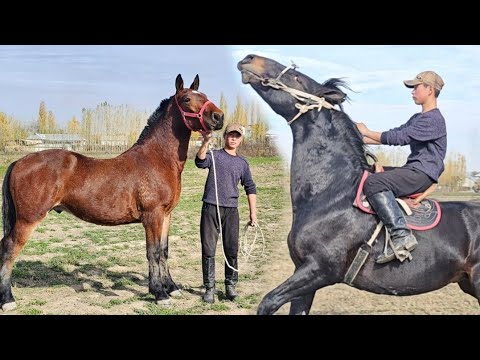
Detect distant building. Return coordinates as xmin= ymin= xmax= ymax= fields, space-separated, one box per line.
xmin=22 ymin=133 xmax=86 ymax=151
xmin=99 ymin=135 xmax=128 ymax=147
xmin=461 ymin=177 xmax=476 ymax=191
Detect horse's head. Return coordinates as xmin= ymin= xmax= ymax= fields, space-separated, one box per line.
xmin=174 ymin=74 xmax=224 ymax=133
xmin=237 ymin=54 xmax=348 ymax=123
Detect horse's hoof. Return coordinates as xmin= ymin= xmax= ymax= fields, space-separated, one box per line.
xmin=1 ymin=302 xmax=17 ymax=312
xmin=155 ymin=298 xmax=172 ymax=307
xmin=169 ymin=290 xmax=183 ymax=298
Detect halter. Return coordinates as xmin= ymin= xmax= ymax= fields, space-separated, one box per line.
xmin=245 ymin=61 xmax=337 ymax=125
xmin=174 ymin=94 xmax=211 ymax=132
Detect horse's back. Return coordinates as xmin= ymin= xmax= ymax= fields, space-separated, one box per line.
xmin=11 ymin=149 xmax=79 ymax=183
xmin=353 ymin=200 xmax=480 ymax=295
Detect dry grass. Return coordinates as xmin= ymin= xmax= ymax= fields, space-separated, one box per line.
xmin=1 ymin=153 xmax=479 ymax=315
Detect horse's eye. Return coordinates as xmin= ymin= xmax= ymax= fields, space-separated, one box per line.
xmin=183 ymin=97 xmax=190 ymax=103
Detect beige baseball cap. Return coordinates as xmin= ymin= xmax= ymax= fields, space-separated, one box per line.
xmin=404 ymin=71 xmax=445 ymax=91
xmin=224 ymin=123 xmax=245 ymax=136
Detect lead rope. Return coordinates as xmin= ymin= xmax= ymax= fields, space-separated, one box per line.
xmin=208 ymin=142 xmax=238 ymax=271
xmin=208 ymin=142 xmax=265 ymax=272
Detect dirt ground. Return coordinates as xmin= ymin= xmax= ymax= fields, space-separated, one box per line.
xmin=3 ymin=198 xmax=479 ymax=316
xmin=1 ymin=155 xmax=479 ymax=315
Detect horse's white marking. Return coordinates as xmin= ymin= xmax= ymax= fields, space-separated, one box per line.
xmin=2 ymin=302 xmax=17 ymax=312
xmin=169 ymin=290 xmax=183 ymax=298
xmin=156 ymin=298 xmax=172 ymax=307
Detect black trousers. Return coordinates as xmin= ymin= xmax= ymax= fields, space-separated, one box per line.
xmin=364 ymin=166 xmax=434 ymax=198
xmin=200 ymin=202 xmax=239 ymax=258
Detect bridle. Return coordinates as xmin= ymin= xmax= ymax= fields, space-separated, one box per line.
xmin=243 ymin=61 xmax=337 ymax=125
xmin=174 ymin=94 xmax=211 ymax=132
xmin=245 ymin=61 xmax=374 ymax=164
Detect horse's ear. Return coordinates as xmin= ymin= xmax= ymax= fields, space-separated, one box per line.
xmin=190 ymin=74 xmax=200 ymax=90
xmin=175 ymin=74 xmax=184 ymax=92
xmin=323 ymin=89 xmax=347 ymax=104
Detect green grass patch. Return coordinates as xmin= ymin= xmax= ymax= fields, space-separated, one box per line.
xmin=18 ymin=307 xmax=43 ymax=315
xmin=29 ymin=299 xmax=47 ymax=306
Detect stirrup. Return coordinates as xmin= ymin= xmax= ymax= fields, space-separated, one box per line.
xmin=376 ymin=232 xmax=415 ymax=264
xmin=376 ymin=248 xmax=413 ymax=264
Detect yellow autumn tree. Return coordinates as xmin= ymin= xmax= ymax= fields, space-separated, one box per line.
xmin=0 ymin=112 xmax=14 ymax=150
xmin=439 ymin=152 xmax=466 ymax=191
xmin=38 ymin=101 xmax=47 ymax=133
xmin=47 ymin=110 xmax=56 ymax=133
xmin=219 ymin=92 xmax=228 ymax=120
xmin=67 ymin=116 xmax=81 ymax=134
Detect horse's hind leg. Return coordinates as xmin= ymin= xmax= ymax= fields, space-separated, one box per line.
xmin=158 ymin=213 xmax=180 ymax=296
xmin=0 ymin=220 xmax=39 ymax=311
xmin=467 ymin=264 xmax=480 ymax=306
xmin=458 ymin=276 xmax=476 ymax=298
xmin=143 ymin=210 xmax=170 ymax=305
xmin=289 ymin=292 xmax=316 ymax=315
xmin=257 ymin=257 xmax=333 ymax=315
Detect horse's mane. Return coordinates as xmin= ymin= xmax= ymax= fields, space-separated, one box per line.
xmin=317 ymin=78 xmax=369 ymax=171
xmin=321 ymin=78 xmax=353 ymax=109
xmin=135 ymin=96 xmax=172 ymax=145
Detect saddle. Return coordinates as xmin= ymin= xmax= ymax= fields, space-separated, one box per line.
xmin=354 ymin=170 xmax=442 ymax=230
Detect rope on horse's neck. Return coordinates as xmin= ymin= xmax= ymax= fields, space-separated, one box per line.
xmin=244 ymin=65 xmax=337 ymax=125
xmin=261 ymin=78 xmax=337 ymax=125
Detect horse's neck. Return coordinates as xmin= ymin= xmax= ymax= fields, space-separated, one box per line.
xmin=290 ymin=126 xmax=362 ymax=202
xmin=155 ymin=118 xmax=191 ymax=166
xmin=129 ymin=109 xmax=191 ymax=168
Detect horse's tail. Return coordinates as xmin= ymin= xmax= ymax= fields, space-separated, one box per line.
xmin=2 ymin=161 xmax=17 ymax=238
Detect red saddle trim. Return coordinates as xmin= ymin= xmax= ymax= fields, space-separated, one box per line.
xmin=355 ymin=170 xmax=442 ymax=231
xmin=355 ymin=170 xmax=375 ymax=214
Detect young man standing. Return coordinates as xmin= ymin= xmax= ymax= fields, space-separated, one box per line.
xmin=195 ymin=123 xmax=257 ymax=303
xmin=356 ymin=71 xmax=447 ymax=263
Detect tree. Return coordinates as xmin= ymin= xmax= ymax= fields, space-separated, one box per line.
xmin=67 ymin=116 xmax=81 ymax=134
xmin=231 ymin=96 xmax=248 ymax=128
xmin=38 ymin=101 xmax=47 ymax=133
xmin=367 ymin=146 xmax=408 ymax=167
xmin=0 ymin=112 xmax=14 ymax=150
xmin=219 ymin=92 xmax=228 ymax=119
xmin=47 ymin=110 xmax=56 ymax=133
xmin=439 ymin=152 xmax=467 ymax=191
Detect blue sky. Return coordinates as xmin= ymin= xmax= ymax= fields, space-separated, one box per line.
xmin=0 ymin=45 xmax=237 ymax=123
xmin=231 ymin=45 xmax=480 ymax=171
xmin=1 ymin=45 xmax=479 ymax=170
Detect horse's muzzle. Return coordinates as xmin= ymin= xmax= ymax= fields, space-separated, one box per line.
xmin=212 ymin=112 xmax=224 ymax=130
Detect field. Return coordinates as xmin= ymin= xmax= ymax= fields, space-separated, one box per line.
xmin=0 ymin=153 xmax=479 ymax=315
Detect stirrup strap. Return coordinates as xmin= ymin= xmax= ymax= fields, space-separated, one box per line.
xmin=396 ymin=198 xmax=412 ymax=216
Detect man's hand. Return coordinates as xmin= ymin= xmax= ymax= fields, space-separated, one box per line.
xmin=199 ymin=130 xmax=212 ymax=143
xmin=355 ymin=122 xmax=370 ymax=136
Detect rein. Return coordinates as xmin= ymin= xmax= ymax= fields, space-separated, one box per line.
xmin=245 ymin=62 xmax=337 ymax=125
xmin=174 ymin=95 xmax=211 ymax=132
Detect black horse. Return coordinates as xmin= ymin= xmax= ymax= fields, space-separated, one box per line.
xmin=238 ymin=54 xmax=480 ymax=315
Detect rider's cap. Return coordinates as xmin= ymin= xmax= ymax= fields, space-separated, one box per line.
xmin=403 ymin=71 xmax=444 ymax=91
xmin=224 ymin=123 xmax=245 ymax=136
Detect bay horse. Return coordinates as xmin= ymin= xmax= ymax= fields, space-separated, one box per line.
xmin=0 ymin=74 xmax=224 ymax=311
xmin=238 ymin=54 xmax=480 ymax=315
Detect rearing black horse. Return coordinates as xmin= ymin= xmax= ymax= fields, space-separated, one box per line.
xmin=238 ymin=54 xmax=480 ymax=315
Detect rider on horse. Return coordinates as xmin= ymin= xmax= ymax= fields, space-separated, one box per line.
xmin=355 ymin=71 xmax=447 ymax=263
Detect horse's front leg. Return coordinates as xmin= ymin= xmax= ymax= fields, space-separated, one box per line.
xmin=289 ymin=292 xmax=316 ymax=315
xmin=143 ymin=210 xmax=170 ymax=305
xmin=159 ymin=213 xmax=181 ymax=296
xmin=257 ymin=255 xmax=335 ymax=315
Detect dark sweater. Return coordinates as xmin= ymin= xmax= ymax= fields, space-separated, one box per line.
xmin=195 ymin=149 xmax=257 ymax=208
xmin=380 ymin=108 xmax=447 ymax=181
